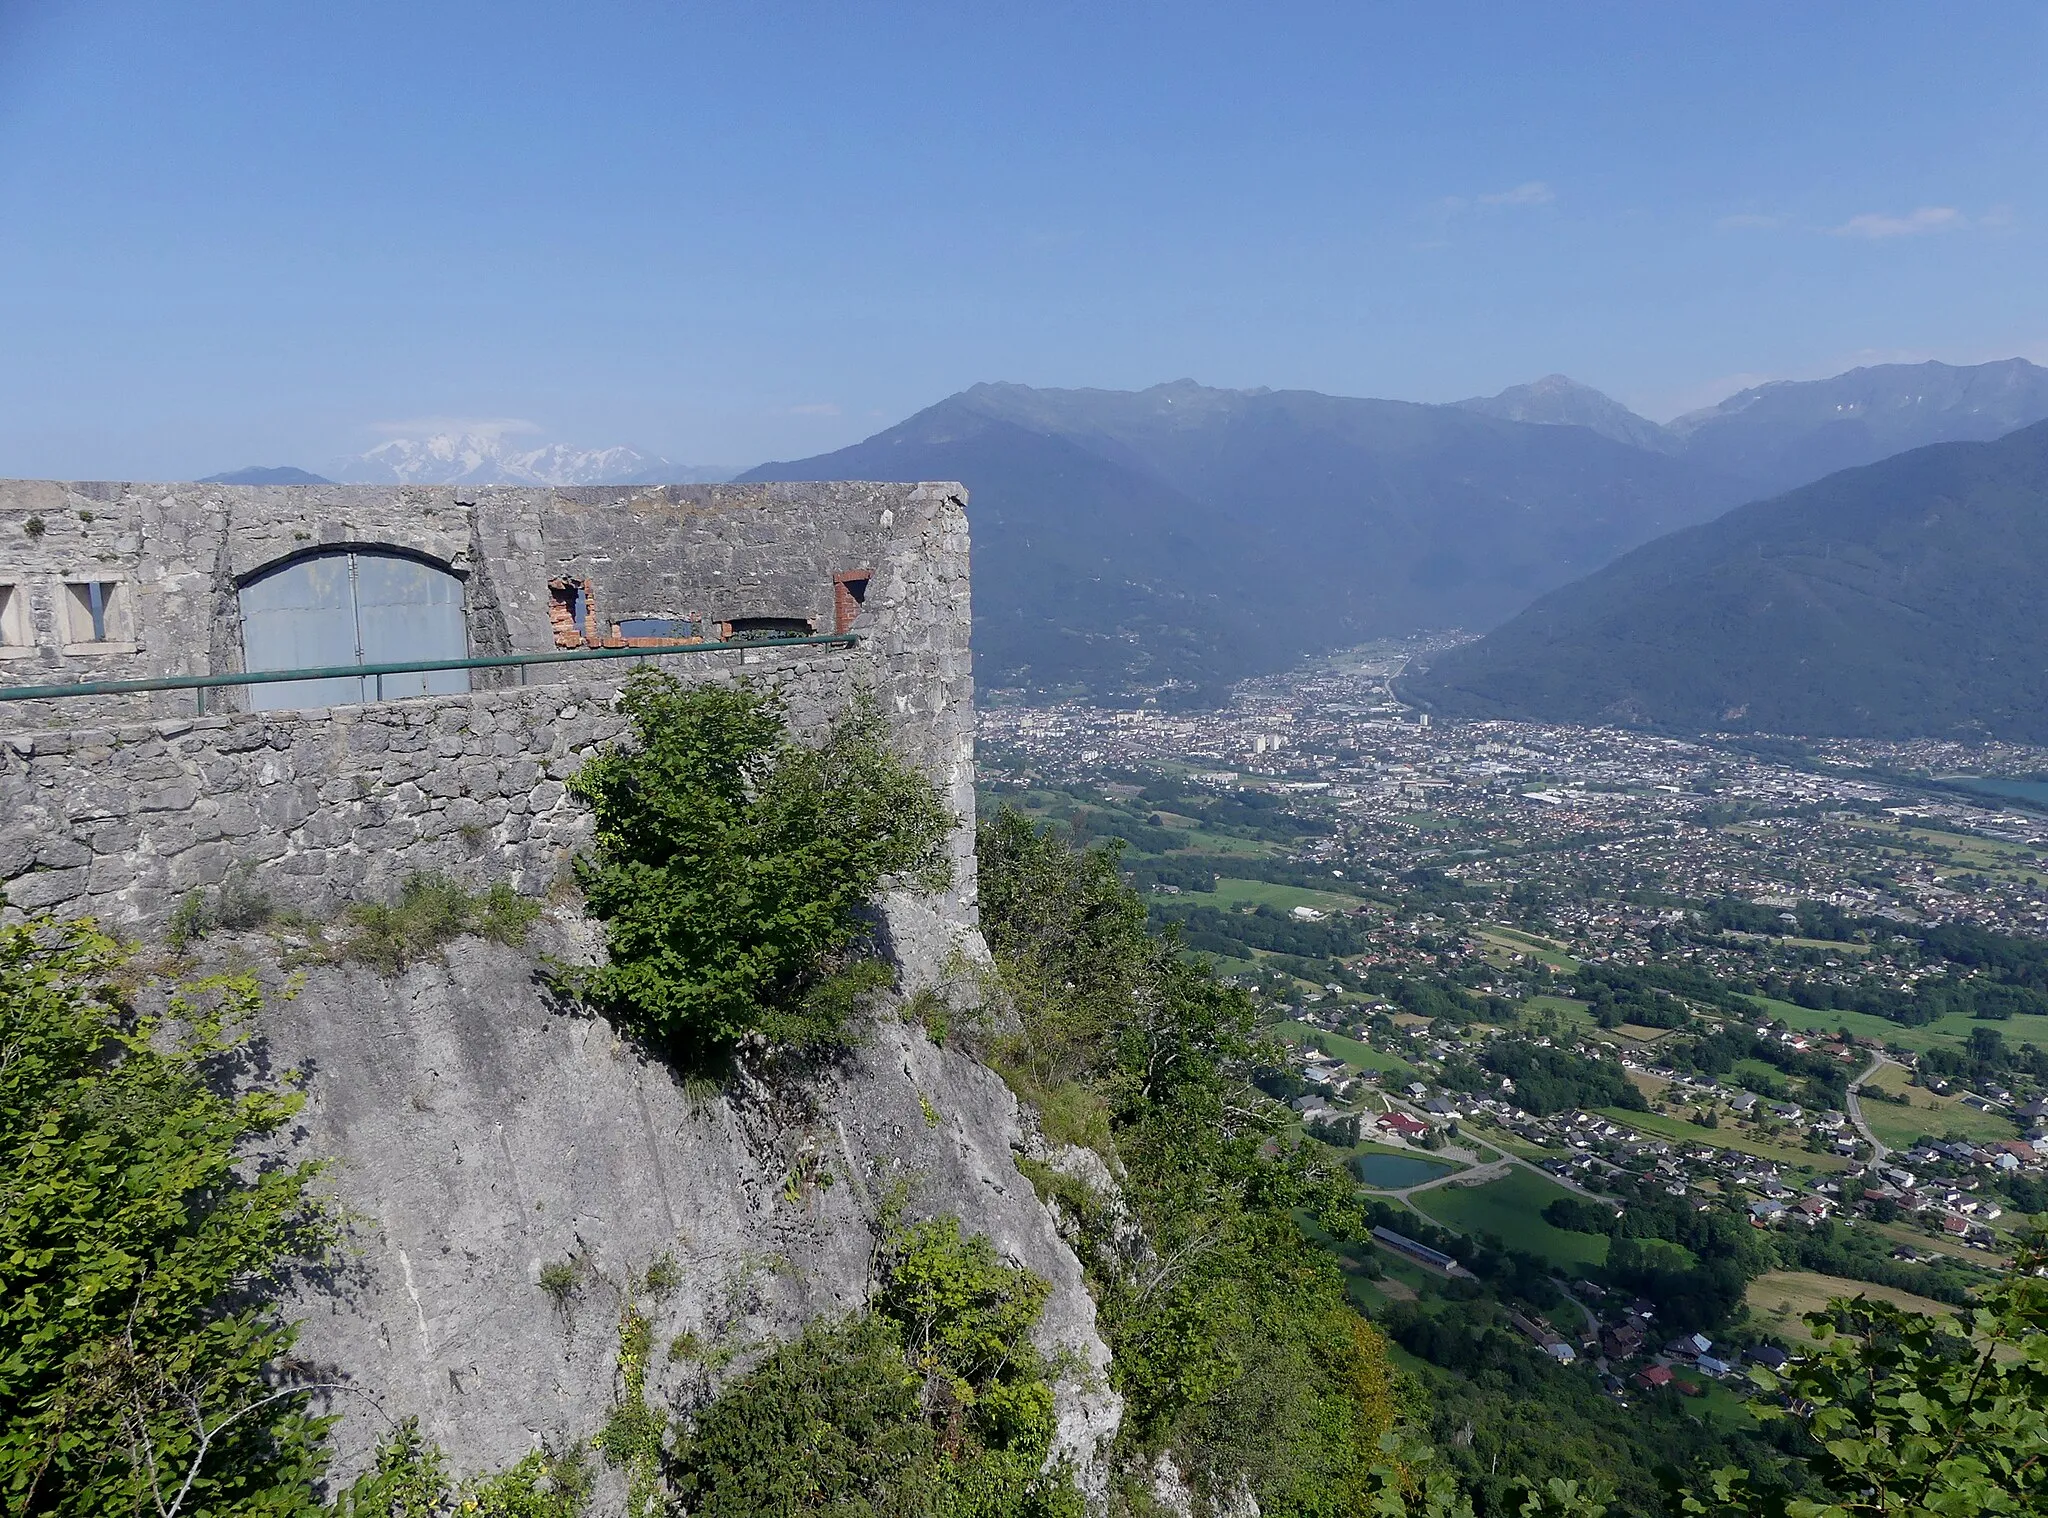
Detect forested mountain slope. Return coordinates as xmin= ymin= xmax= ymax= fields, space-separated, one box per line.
xmin=1403 ymin=418 xmax=2048 ymax=741
xmin=745 ymin=381 xmax=1736 ymax=699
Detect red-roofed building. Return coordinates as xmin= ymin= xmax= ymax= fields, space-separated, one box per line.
xmin=1383 ymin=1112 xmax=1431 ymax=1140
xmin=1634 ymin=1365 xmax=1674 ymax=1391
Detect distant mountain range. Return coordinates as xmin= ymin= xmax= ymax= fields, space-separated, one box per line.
xmin=744 ymin=358 xmax=2048 ymax=703
xmin=329 ymin=433 xmax=737 ymax=487
xmin=745 ymin=379 xmax=1737 ymax=701
xmin=200 ymin=466 xmax=333 ymax=485
xmin=202 ymin=436 xmax=737 ymax=489
xmin=1402 ymin=418 xmax=2048 ymax=742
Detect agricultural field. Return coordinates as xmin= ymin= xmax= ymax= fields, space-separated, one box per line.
xmin=1751 ymin=996 xmax=2048 ymax=1061
xmin=1411 ymin=1166 xmax=1610 ymax=1271
xmin=1858 ymin=1062 xmax=2019 ymax=1148
xmin=1272 ymin=1020 xmax=1418 ymax=1078
xmin=1476 ymin=927 xmax=1578 ymax=971
xmin=1210 ymin=876 xmax=1366 ymax=914
xmin=1745 ymin=1270 xmax=1958 ymax=1343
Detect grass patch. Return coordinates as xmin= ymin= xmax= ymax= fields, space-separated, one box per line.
xmin=1272 ymin=1020 xmax=1417 ymax=1078
xmin=1410 ymin=1167 xmax=1609 ymax=1271
xmin=339 ymin=873 xmax=542 ymax=973
xmin=1598 ymin=1108 xmax=1849 ymax=1173
xmin=1522 ymin=994 xmax=1595 ymax=1030
xmin=1859 ymin=1063 xmax=2018 ymax=1148
xmin=1476 ymin=928 xmax=1578 ymax=971
xmin=1753 ymin=994 xmax=2048 ymax=1060
xmin=1210 ymin=876 xmax=1365 ymax=914
xmin=1745 ymin=1270 xmax=1958 ymax=1343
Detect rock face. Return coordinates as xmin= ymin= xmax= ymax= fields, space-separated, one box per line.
xmin=261 ymin=922 xmax=1121 ymax=1501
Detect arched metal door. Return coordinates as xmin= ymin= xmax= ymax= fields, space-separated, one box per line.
xmin=240 ymin=550 xmax=469 ymax=710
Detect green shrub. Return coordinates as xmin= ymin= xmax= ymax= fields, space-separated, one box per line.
xmin=341 ymin=873 xmax=541 ymax=973
xmin=538 ymin=1258 xmax=579 ymax=1308
xmin=0 ymin=919 xmax=336 ymax=1516
xmin=642 ymin=1254 xmax=682 ymax=1300
xmin=565 ymin=673 xmax=952 ymax=1063
xmin=335 ymin=1418 xmax=590 ymax=1518
xmin=670 ymin=1214 xmax=1081 ymax=1518
xmin=164 ymin=868 xmax=275 ymax=953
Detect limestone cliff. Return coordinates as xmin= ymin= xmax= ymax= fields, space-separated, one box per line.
xmin=240 ymin=906 xmax=1120 ymax=1504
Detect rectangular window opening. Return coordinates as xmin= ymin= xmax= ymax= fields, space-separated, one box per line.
xmin=548 ymin=577 xmax=594 ymax=649
xmin=63 ymin=580 xmax=130 ymax=649
xmin=611 ymin=615 xmax=702 ymax=647
xmin=0 ymin=584 xmax=29 ymax=653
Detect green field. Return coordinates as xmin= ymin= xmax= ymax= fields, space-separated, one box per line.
xmin=1411 ymin=1167 xmax=1610 ymax=1270
xmin=1476 ymin=928 xmax=1579 ymax=971
xmin=1521 ymin=994 xmax=1596 ymax=1030
xmin=1746 ymin=1270 xmax=1958 ymax=1343
xmin=1753 ymin=995 xmax=2048 ymax=1059
xmin=1272 ymin=1020 xmax=1417 ymax=1078
xmin=1858 ymin=1064 xmax=2019 ymax=1148
xmin=1598 ymin=1108 xmax=1849 ymax=1173
xmin=1212 ymin=876 xmax=1366 ymax=914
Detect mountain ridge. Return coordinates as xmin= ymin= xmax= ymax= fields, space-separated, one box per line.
xmin=1401 ymin=417 xmax=2048 ymax=742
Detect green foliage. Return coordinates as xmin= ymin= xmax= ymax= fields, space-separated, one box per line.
xmin=978 ymin=807 xmax=1404 ymax=1513
xmin=0 ymin=919 xmax=337 ymax=1517
xmin=595 ymin=1308 xmax=665 ymax=1518
xmin=642 ymin=1254 xmax=682 ymax=1300
xmin=1683 ymin=1254 xmax=2048 ymax=1518
xmin=538 ymin=1259 xmax=578 ymax=1308
xmin=340 ymin=873 xmax=541 ymax=973
xmin=165 ymin=868 xmax=277 ymax=953
xmin=566 ymin=673 xmax=952 ymax=1062
xmin=670 ymin=1213 xmax=1081 ymax=1518
xmin=904 ymin=986 xmax=950 ymax=1045
xmin=335 ymin=1418 xmax=589 ymax=1518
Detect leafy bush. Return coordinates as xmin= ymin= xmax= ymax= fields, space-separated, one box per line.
xmin=566 ymin=673 xmax=953 ymax=1061
xmin=0 ymin=920 xmax=336 ymax=1517
xmin=164 ymin=868 xmax=276 ymax=953
xmin=670 ymin=1213 xmax=1080 ymax=1518
xmin=334 ymin=1418 xmax=589 ymax=1518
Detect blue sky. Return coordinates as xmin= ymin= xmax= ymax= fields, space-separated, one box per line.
xmin=1 ymin=1 xmax=2043 ymax=476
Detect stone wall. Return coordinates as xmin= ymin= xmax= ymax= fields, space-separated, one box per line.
xmin=0 ymin=479 xmax=981 ymax=934
xmin=0 ymin=655 xmax=852 ymax=929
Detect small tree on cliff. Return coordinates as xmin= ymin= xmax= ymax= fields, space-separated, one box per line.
xmin=567 ymin=672 xmax=953 ymax=1063
xmin=0 ymin=921 xmax=338 ymax=1517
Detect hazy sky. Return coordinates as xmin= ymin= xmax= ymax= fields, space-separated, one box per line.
xmin=2 ymin=1 xmax=2044 ymax=477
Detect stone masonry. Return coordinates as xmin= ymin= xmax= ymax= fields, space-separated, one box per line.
xmin=0 ymin=479 xmax=980 ymax=936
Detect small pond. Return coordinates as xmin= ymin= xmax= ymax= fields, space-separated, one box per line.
xmin=1352 ymin=1152 xmax=1458 ymax=1189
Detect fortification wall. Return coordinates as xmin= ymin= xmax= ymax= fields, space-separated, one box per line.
xmin=0 ymin=479 xmax=980 ymax=935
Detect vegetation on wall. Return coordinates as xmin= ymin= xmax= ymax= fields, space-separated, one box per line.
xmin=0 ymin=921 xmax=338 ymax=1517
xmin=565 ymin=673 xmax=953 ymax=1063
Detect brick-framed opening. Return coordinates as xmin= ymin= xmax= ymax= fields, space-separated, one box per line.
xmin=833 ymin=570 xmax=872 ymax=636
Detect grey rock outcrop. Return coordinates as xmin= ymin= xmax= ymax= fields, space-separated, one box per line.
xmin=257 ymin=926 xmax=1120 ymax=1502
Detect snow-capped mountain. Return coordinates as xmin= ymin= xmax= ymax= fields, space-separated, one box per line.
xmin=330 ymin=433 xmax=736 ymax=487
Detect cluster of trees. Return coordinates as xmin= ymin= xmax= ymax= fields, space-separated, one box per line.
xmin=1439 ymin=1037 xmax=1646 ymax=1116
xmin=1661 ymin=1024 xmax=1850 ymax=1109
xmin=978 ymin=809 xmax=1405 ymax=1511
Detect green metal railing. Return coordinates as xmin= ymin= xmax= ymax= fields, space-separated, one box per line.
xmin=0 ymin=632 xmax=860 ymax=714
